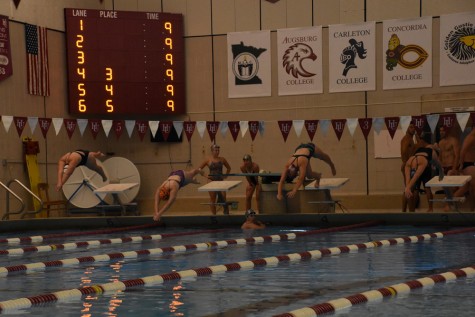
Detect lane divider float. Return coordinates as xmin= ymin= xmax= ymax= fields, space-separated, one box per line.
xmin=273 ymin=265 xmax=475 ymax=317
xmin=0 ymin=221 xmax=379 ymax=276
xmin=1 ymin=225 xmax=473 ymax=313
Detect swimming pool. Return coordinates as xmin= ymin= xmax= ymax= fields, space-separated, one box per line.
xmin=0 ymin=224 xmax=474 ymax=316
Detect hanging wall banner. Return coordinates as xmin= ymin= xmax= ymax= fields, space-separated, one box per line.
xmin=277 ymin=26 xmax=323 ymax=95
xmin=440 ymin=11 xmax=475 ymax=87
xmin=227 ymin=30 xmax=271 ymax=98
xmin=383 ymin=16 xmax=432 ymax=90
xmin=0 ymin=15 xmax=13 ymax=82
xmin=328 ymin=21 xmax=376 ymax=93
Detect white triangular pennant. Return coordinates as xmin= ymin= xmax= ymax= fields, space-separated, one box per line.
xmin=52 ymin=118 xmax=63 ymax=135
xmin=2 ymin=115 xmax=13 ymax=133
xmin=220 ymin=121 xmax=228 ymax=137
xmin=456 ymin=112 xmax=470 ymax=131
xmin=173 ymin=121 xmax=184 ymax=138
xmin=102 ymin=120 xmax=112 ymax=137
xmin=293 ymin=120 xmax=304 ymax=137
xmin=372 ymin=117 xmax=384 ymax=135
xmin=346 ymin=118 xmax=358 ymax=137
xmin=77 ymin=119 xmax=88 ymax=136
xmin=125 ymin=120 xmax=135 ymax=138
xmin=196 ymin=121 xmax=206 ymax=138
xmin=259 ymin=121 xmax=265 ymax=136
xmin=240 ymin=121 xmax=249 ymax=137
xmin=426 ymin=114 xmax=439 ymax=133
xmin=149 ymin=121 xmax=159 ymax=138
xmin=28 ymin=117 xmax=38 ymax=134
xmin=319 ymin=120 xmax=330 ymax=137
xmin=399 ymin=116 xmax=412 ymax=134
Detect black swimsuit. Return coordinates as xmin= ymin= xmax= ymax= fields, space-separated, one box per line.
xmin=74 ymin=150 xmax=89 ymax=166
xmin=409 ymin=148 xmax=432 ymax=190
xmin=285 ymin=144 xmax=316 ymax=182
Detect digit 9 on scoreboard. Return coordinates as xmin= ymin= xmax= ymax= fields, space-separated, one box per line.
xmin=64 ymin=8 xmax=186 ymax=116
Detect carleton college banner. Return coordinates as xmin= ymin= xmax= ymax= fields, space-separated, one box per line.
xmin=227 ymin=30 xmax=271 ymax=98
xmin=277 ymin=26 xmax=323 ymax=96
xmin=328 ymin=21 xmax=376 ymax=93
xmin=0 ymin=15 xmax=13 ymax=82
xmin=440 ymin=11 xmax=475 ymax=87
xmin=383 ymin=16 xmax=432 ymax=90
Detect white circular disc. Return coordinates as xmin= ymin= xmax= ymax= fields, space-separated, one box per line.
xmin=62 ymin=160 xmax=109 ymax=208
xmin=101 ymin=157 xmax=141 ymax=204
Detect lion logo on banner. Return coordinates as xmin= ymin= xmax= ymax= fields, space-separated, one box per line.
xmin=282 ymin=43 xmax=317 ymax=78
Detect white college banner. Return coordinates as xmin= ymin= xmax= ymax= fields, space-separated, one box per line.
xmin=227 ymin=30 xmax=271 ymax=98
xmin=440 ymin=11 xmax=475 ymax=87
xmin=328 ymin=21 xmax=376 ymax=93
xmin=277 ymin=26 xmax=323 ymax=95
xmin=383 ymin=16 xmax=432 ymax=90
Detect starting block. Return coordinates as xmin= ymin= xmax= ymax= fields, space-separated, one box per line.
xmin=425 ymin=175 xmax=471 ymax=211
xmin=93 ymin=183 xmax=139 ymax=215
xmin=198 ymin=181 xmax=242 ymax=214
xmin=304 ymin=178 xmax=350 ymax=212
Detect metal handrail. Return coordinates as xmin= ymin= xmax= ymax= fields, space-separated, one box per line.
xmin=2 ymin=179 xmax=43 ymax=220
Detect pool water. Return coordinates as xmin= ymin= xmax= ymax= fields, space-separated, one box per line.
xmin=0 ymin=225 xmax=474 ymax=316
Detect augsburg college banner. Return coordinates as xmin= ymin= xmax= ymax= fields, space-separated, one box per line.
xmin=383 ymin=16 xmax=432 ymax=90
xmin=328 ymin=21 xmax=376 ymax=93
xmin=227 ymin=30 xmax=271 ymax=98
xmin=440 ymin=11 xmax=475 ymax=87
xmin=277 ymin=26 xmax=323 ymax=95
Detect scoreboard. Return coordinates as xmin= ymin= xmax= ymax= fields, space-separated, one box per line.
xmin=64 ymin=8 xmax=185 ymax=116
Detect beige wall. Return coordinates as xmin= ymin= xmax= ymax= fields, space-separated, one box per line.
xmin=1 ymin=0 xmax=475 ymax=217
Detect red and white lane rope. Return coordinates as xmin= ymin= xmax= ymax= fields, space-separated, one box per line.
xmin=0 ymin=221 xmax=379 ymax=277
xmin=0 ymin=223 xmax=160 ymax=244
xmin=1 ymin=226 xmax=473 ymax=313
xmin=0 ymin=228 xmax=230 ymax=256
xmin=273 ymin=265 xmax=475 ymax=317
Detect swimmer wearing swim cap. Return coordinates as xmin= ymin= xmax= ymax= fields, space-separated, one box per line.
xmin=153 ymin=168 xmax=205 ymax=222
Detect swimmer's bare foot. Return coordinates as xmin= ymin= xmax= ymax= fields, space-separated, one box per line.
xmin=313 ymin=173 xmax=322 ymax=188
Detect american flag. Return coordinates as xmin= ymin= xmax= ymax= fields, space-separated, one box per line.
xmin=25 ymin=23 xmax=49 ymax=96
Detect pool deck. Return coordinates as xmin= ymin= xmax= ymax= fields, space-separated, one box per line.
xmin=2 ymin=208 xmax=475 ymax=232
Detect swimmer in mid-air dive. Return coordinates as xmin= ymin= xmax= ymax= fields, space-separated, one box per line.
xmin=56 ymin=150 xmax=107 ymax=192
xmin=277 ymin=142 xmax=336 ymax=200
xmin=153 ymin=168 xmax=204 ymax=222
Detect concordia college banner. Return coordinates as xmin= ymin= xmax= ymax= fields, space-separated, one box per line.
xmin=440 ymin=11 xmax=475 ymax=87
xmin=382 ymin=16 xmax=432 ymax=90
xmin=0 ymin=15 xmax=13 ymax=82
xmin=328 ymin=21 xmax=376 ymax=93
xmin=277 ymin=26 xmax=323 ymax=95
xmin=227 ymin=30 xmax=271 ymax=98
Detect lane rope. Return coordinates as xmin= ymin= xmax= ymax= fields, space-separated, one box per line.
xmin=1 ymin=225 xmax=473 ymax=313
xmin=0 ymin=221 xmax=380 ymax=276
xmin=0 ymin=222 xmax=160 ymax=244
xmin=0 ymin=228 xmax=230 ymax=256
xmin=272 ymin=265 xmax=475 ymax=317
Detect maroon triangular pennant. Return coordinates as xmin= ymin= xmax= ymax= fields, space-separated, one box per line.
xmin=159 ymin=121 xmax=173 ymax=141
xmin=63 ymin=119 xmax=77 ymax=139
xmin=228 ymin=121 xmax=240 ymax=142
xmin=183 ymin=121 xmax=196 ymax=142
xmin=248 ymin=121 xmax=259 ymax=141
xmin=89 ymin=119 xmax=102 ymax=140
xmin=13 ymin=0 xmax=21 ymax=9
xmin=38 ymin=118 xmax=51 ymax=139
xmin=411 ymin=115 xmax=426 ymax=135
xmin=135 ymin=120 xmax=149 ymax=141
xmin=304 ymin=120 xmax=318 ymax=141
xmin=206 ymin=121 xmax=220 ymax=142
xmin=439 ymin=113 xmax=456 ymax=131
xmin=278 ymin=121 xmax=292 ymax=142
xmin=331 ymin=119 xmax=347 ymax=141
xmin=384 ymin=117 xmax=400 ymax=139
xmin=13 ymin=116 xmax=27 ymax=137
xmin=358 ymin=118 xmax=372 ymax=140
xmin=112 ymin=120 xmax=125 ymax=139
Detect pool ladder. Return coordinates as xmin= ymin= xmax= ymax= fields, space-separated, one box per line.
xmin=1 ymin=179 xmax=43 ymax=220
